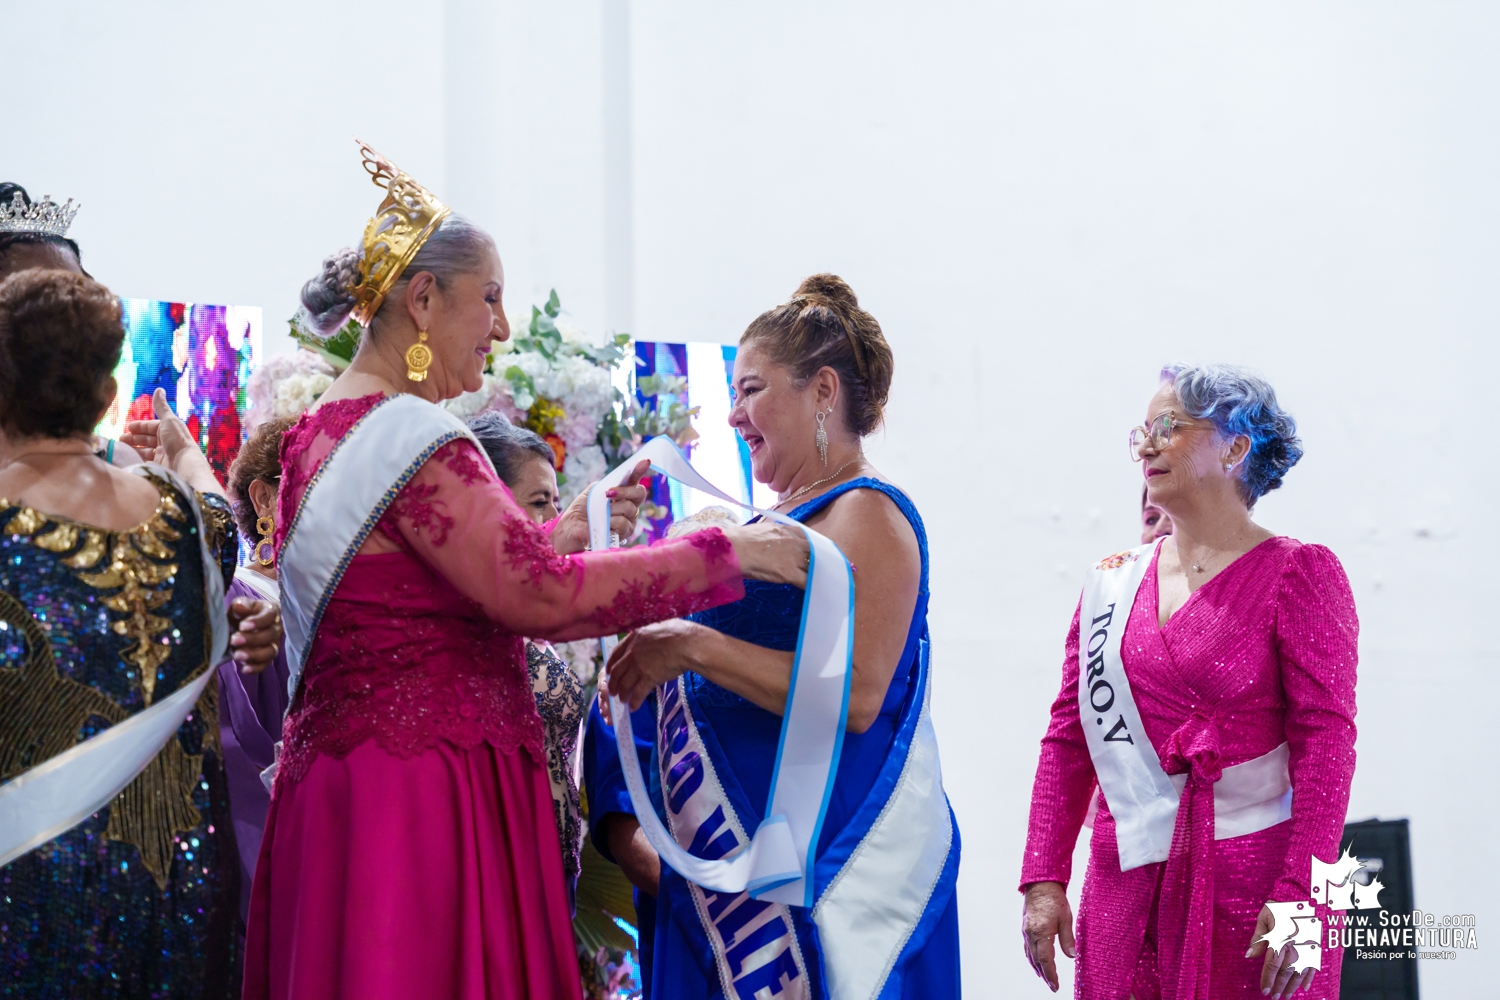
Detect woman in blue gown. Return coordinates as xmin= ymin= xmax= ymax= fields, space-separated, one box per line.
xmin=604 ymin=274 xmax=961 ymax=1000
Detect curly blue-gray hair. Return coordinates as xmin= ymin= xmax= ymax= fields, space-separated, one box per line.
xmin=1160 ymin=363 xmax=1303 ymax=505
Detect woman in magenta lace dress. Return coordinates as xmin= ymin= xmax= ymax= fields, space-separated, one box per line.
xmin=1020 ymin=364 xmax=1359 ymax=1000
xmin=241 ymin=150 xmax=805 ymax=1000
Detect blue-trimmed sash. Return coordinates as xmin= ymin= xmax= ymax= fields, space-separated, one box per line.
xmin=590 ymin=436 xmax=852 ymax=907
xmin=591 ymin=441 xmax=956 ymax=1000
xmin=657 ymin=677 xmax=812 ymax=1000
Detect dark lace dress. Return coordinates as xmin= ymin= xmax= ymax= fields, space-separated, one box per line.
xmin=526 ymin=642 xmax=584 ymax=900
xmin=0 ymin=475 xmax=240 ymax=999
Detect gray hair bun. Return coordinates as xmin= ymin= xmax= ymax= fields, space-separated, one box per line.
xmin=299 ymin=247 xmax=362 ymax=336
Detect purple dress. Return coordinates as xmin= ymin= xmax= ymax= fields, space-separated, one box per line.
xmin=216 ymin=570 xmax=291 ymax=924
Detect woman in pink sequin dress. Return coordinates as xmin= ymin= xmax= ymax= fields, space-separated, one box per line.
xmin=242 ymin=179 xmax=807 ymax=998
xmin=1019 ymin=364 xmax=1358 ymax=1000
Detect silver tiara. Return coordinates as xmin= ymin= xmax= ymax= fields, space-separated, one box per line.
xmin=0 ymin=192 xmax=80 ymax=238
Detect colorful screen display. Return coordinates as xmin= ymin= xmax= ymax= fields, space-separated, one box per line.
xmin=97 ymin=299 xmax=262 ymax=481
xmin=632 ymin=341 xmax=775 ymax=541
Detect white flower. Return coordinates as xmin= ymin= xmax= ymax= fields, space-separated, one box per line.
xmin=548 ymin=355 xmax=614 ymax=420
xmin=561 ymin=444 xmax=606 ymax=506
xmin=245 ymin=350 xmax=336 ymax=429
xmin=552 ymin=638 xmax=602 ymax=684
xmin=557 ymin=411 xmax=599 ymax=451
xmin=442 ymin=373 xmax=503 ymax=419
xmin=444 ymin=374 xmax=528 ymax=424
xmin=555 ymin=318 xmax=594 ymax=346
xmin=273 ymin=371 xmax=334 ymax=419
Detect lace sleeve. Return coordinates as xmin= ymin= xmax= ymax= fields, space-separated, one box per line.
xmin=382 ymin=440 xmax=746 ymax=641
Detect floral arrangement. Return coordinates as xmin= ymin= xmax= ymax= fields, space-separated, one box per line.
xmin=244 ymin=350 xmax=336 ymax=431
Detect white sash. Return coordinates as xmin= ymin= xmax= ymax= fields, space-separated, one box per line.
xmin=233 ymin=565 xmax=280 ymax=606
xmin=278 ymin=395 xmax=486 ymax=703
xmin=1081 ymin=540 xmax=1292 ymax=871
xmin=590 ymin=435 xmax=853 ymax=907
xmin=812 ymin=665 xmax=953 ymax=1000
xmin=656 ymin=676 xmax=811 ymax=1000
xmin=0 ymin=466 xmax=229 ymax=867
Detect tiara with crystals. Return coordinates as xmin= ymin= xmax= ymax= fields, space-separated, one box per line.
xmin=349 ymin=140 xmax=451 ymax=326
xmin=0 ymin=192 xmax=80 ymax=238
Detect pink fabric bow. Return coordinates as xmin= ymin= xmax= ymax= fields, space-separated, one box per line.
xmin=1158 ymin=713 xmax=1222 ymax=1000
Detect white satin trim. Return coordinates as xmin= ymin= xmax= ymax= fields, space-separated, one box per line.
xmin=812 ymin=667 xmax=952 ymax=1000
xmin=589 ymin=435 xmax=853 ymax=907
xmin=1169 ymin=741 xmax=1293 ymax=840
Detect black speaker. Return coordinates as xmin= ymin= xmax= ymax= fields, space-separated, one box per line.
xmin=1338 ymin=818 xmax=1418 ymax=999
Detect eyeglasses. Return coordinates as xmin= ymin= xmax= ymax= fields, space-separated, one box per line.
xmin=1128 ymin=412 xmax=1187 ymax=461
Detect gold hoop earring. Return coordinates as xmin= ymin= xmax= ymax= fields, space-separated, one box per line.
xmin=405 ymin=329 xmax=432 ymax=382
xmin=255 ymin=515 xmax=276 ymax=567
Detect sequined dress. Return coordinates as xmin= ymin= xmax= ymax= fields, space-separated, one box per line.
xmin=242 ymin=393 xmax=746 ymax=1000
xmin=0 ymin=476 xmax=241 ymax=998
xmin=1020 ymin=537 xmax=1359 ymax=999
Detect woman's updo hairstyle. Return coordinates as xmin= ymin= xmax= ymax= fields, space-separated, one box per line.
xmin=1160 ymin=362 xmax=1304 ymax=505
xmin=0 ymin=183 xmax=84 ymax=273
xmin=740 ymin=274 xmax=893 ymax=436
xmin=0 ymin=269 xmax=123 ymax=439
xmin=297 ymin=214 xmax=496 ymax=338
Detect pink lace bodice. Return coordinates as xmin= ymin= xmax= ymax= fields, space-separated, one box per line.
xmin=273 ymin=393 xmax=744 ymax=784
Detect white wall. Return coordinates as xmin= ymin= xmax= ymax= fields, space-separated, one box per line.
xmin=9 ymin=2 xmax=1497 ymax=994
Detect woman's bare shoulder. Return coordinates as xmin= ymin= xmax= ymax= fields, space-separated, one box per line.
xmin=0 ymin=460 xmax=163 ymax=531
xmin=809 ymin=482 xmax=919 ymax=559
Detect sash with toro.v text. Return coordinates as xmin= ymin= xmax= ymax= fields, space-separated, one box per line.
xmin=1081 ymin=539 xmax=1294 ymax=872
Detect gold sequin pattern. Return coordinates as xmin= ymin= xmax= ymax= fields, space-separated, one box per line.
xmin=0 ymin=478 xmax=217 ymax=889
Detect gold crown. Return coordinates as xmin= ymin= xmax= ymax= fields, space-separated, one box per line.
xmin=349 ymin=140 xmax=451 ymax=326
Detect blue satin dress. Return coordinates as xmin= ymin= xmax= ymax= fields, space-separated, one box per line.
xmin=651 ymin=478 xmax=961 ymax=1000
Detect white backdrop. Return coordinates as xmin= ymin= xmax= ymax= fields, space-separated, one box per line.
xmin=9 ymin=2 xmax=1498 ymax=994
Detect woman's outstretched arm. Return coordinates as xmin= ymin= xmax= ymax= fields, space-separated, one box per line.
xmin=607 ymin=486 xmax=920 ymax=734
xmin=380 ymin=440 xmax=805 ymax=640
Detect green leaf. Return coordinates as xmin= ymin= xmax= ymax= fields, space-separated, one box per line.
xmin=572 ymin=838 xmax=639 ymax=955
xmin=503 ymin=365 xmax=536 ymax=411
xmin=288 ymin=314 xmax=360 ymax=370
xmin=545 ymin=288 xmax=561 ymax=318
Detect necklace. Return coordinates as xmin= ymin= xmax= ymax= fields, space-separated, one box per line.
xmin=773 ymin=460 xmax=858 ymax=510
xmin=1187 ymin=524 xmax=1250 ymax=573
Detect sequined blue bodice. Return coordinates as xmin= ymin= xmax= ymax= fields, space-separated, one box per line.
xmin=0 ymin=478 xmax=242 ymax=997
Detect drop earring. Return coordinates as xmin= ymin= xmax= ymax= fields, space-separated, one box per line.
xmin=255 ymin=515 xmax=276 ymax=567
xmin=815 ymin=410 xmax=829 ymax=466
xmin=406 ymin=329 xmax=433 ymax=382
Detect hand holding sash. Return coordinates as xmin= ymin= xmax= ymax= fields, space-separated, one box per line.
xmin=588 ymin=435 xmax=852 ymax=907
